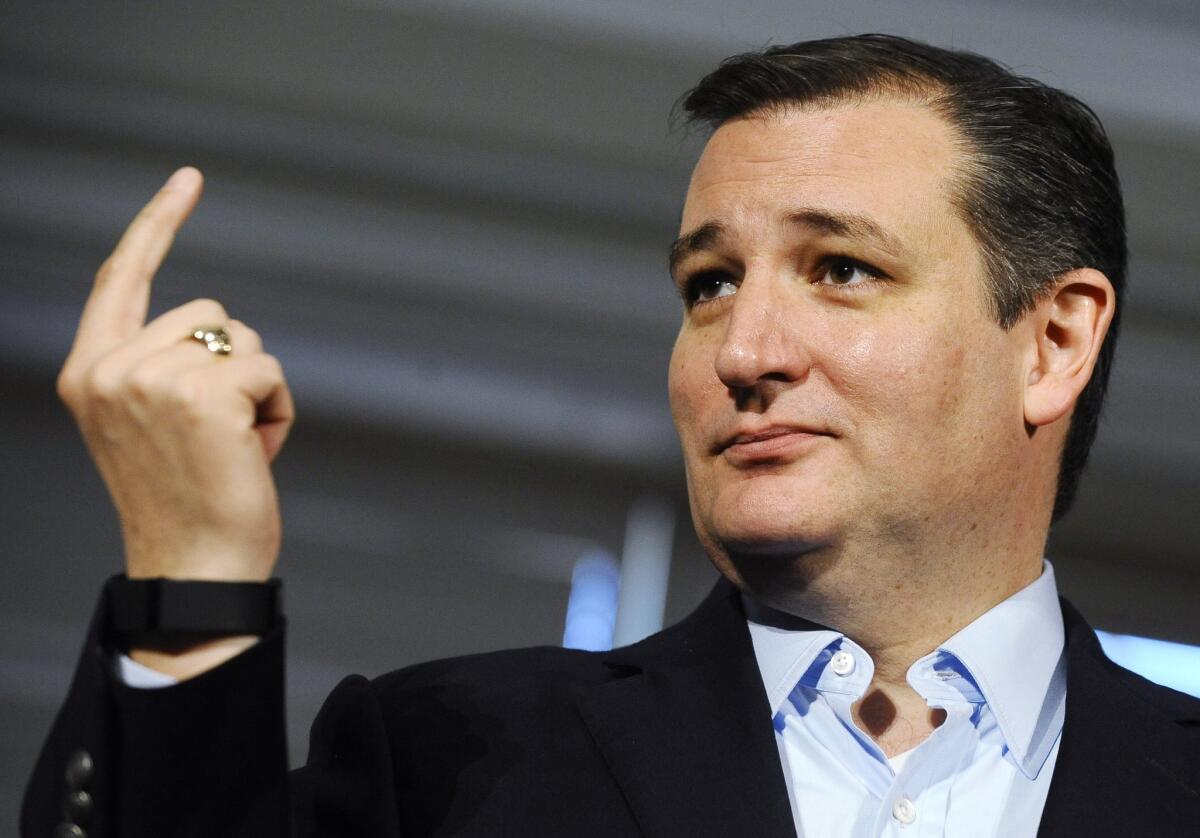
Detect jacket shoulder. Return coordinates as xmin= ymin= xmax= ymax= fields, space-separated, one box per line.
xmin=373 ymin=643 xmax=620 ymax=695
xmin=1092 ymin=646 xmax=1200 ymax=723
xmin=1060 ymin=596 xmax=1200 ymax=726
xmin=299 ymin=645 xmax=646 ymax=835
xmin=365 ymin=578 xmax=745 ymax=703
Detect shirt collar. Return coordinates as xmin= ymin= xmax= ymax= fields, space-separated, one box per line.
xmin=933 ymin=560 xmax=1065 ymax=777
xmin=744 ymin=598 xmax=842 ymax=716
xmin=744 ymin=561 xmax=1066 ymax=778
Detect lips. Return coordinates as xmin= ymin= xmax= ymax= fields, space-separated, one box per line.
xmin=716 ymin=424 xmax=831 ymax=464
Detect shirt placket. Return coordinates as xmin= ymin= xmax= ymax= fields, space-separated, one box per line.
xmin=788 ymin=639 xmax=902 ymax=834
xmin=874 ymin=702 xmax=978 ymax=838
xmin=796 ymin=640 xmax=985 ymax=837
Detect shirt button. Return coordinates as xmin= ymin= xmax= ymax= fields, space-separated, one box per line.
xmin=62 ymin=789 xmax=93 ymax=824
xmin=830 ymin=650 xmax=856 ymax=676
xmin=892 ymin=795 xmax=917 ymax=825
xmin=64 ymin=750 xmax=94 ymax=789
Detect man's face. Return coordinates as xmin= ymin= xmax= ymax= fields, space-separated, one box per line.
xmin=669 ymin=100 xmax=1031 ymax=588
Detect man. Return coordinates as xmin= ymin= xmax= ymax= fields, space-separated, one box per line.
xmin=22 ymin=34 xmax=1200 ymax=837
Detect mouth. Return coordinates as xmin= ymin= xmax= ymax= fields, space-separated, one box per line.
xmin=715 ymin=425 xmax=831 ymax=465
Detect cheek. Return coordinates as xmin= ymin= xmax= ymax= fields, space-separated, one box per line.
xmin=666 ymin=341 xmax=692 ymax=426
xmin=828 ymin=310 xmax=1016 ymax=487
xmin=827 ymin=320 xmax=969 ymax=438
xmin=668 ymin=332 xmax=730 ymax=518
xmin=668 ymin=334 xmax=716 ymax=435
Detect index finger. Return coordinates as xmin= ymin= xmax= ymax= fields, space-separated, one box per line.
xmin=71 ymin=167 xmax=204 ymax=361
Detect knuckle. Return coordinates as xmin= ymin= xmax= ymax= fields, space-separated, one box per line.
xmin=239 ymin=324 xmax=263 ymax=350
xmin=170 ymin=369 xmax=205 ymax=400
xmin=162 ymin=388 xmax=199 ymax=423
xmin=131 ymin=202 xmax=160 ymax=230
xmin=192 ymin=297 xmax=227 ymax=322
xmin=56 ymin=367 xmax=81 ymax=405
xmin=159 ymin=372 xmax=197 ymax=408
xmin=172 ymin=373 xmax=208 ymax=412
xmin=85 ymin=361 xmax=124 ymax=404
xmin=124 ymin=365 xmax=162 ymax=402
xmin=93 ymin=257 xmax=118 ymax=286
xmin=178 ymin=297 xmax=227 ymax=326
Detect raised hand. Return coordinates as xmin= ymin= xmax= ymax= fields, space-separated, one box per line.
xmin=56 ymin=168 xmax=294 ymax=589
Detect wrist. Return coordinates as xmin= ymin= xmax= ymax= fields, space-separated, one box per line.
xmin=128 ymin=635 xmax=259 ymax=681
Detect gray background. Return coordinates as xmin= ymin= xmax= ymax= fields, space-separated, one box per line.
xmin=2 ymin=0 xmax=1198 ymax=825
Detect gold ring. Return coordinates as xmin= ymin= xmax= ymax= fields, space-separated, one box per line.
xmin=189 ymin=325 xmax=233 ymax=356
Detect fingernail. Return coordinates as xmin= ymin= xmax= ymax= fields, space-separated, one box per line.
xmin=166 ymin=167 xmax=194 ymax=189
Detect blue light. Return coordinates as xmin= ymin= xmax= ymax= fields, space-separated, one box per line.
xmin=562 ymin=549 xmax=620 ymax=652
xmin=1096 ymin=630 xmax=1200 ymax=698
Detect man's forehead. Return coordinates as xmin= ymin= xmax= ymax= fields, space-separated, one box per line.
xmin=682 ymin=100 xmax=961 ymax=222
xmin=686 ymin=100 xmax=964 ymax=249
xmin=669 ymin=208 xmax=908 ymax=277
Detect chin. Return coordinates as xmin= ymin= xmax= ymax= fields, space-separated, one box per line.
xmin=703 ymin=531 xmax=841 ymax=611
xmin=704 ymin=473 xmax=841 ymax=558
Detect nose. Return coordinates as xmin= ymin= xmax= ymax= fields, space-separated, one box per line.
xmin=713 ymin=272 xmax=811 ymax=394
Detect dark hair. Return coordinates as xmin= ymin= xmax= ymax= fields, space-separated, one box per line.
xmin=680 ymin=34 xmax=1126 ymax=522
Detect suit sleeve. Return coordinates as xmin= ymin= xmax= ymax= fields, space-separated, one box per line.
xmin=21 ymin=576 xmax=420 ymax=838
xmin=20 ymin=577 xmax=290 ymax=837
xmin=21 ymin=579 xmax=363 ymax=838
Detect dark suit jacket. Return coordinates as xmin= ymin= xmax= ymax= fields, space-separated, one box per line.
xmin=22 ymin=578 xmax=1200 ymax=837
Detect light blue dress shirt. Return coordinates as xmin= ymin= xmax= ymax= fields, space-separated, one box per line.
xmin=746 ymin=562 xmax=1066 ymax=837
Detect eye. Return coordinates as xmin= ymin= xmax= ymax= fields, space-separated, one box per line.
xmin=683 ymin=271 xmax=737 ymax=306
xmin=817 ymin=257 xmax=884 ymax=288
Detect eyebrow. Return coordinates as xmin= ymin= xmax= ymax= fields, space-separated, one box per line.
xmin=668 ymin=208 xmax=905 ymax=276
xmin=668 ymin=221 xmax=726 ymax=277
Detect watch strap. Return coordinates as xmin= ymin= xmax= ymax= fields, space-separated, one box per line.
xmin=107 ymin=576 xmax=282 ymax=641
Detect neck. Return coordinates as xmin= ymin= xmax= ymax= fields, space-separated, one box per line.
xmin=735 ymin=520 xmax=1047 ymax=690
xmin=736 ymin=522 xmax=1046 ymax=757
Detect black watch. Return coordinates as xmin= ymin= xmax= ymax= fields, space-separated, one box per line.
xmin=106 ymin=575 xmax=282 ymax=643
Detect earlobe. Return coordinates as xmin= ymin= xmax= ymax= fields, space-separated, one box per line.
xmin=1023 ymin=268 xmax=1116 ymax=428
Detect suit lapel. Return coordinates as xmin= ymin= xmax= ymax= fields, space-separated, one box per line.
xmin=575 ymin=581 xmax=796 ymax=838
xmin=1037 ymin=599 xmax=1200 ymax=837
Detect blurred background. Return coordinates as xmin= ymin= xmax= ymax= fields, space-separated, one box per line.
xmin=2 ymin=0 xmax=1198 ymax=823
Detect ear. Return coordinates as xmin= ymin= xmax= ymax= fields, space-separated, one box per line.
xmin=1023 ymin=268 xmax=1116 ymax=428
